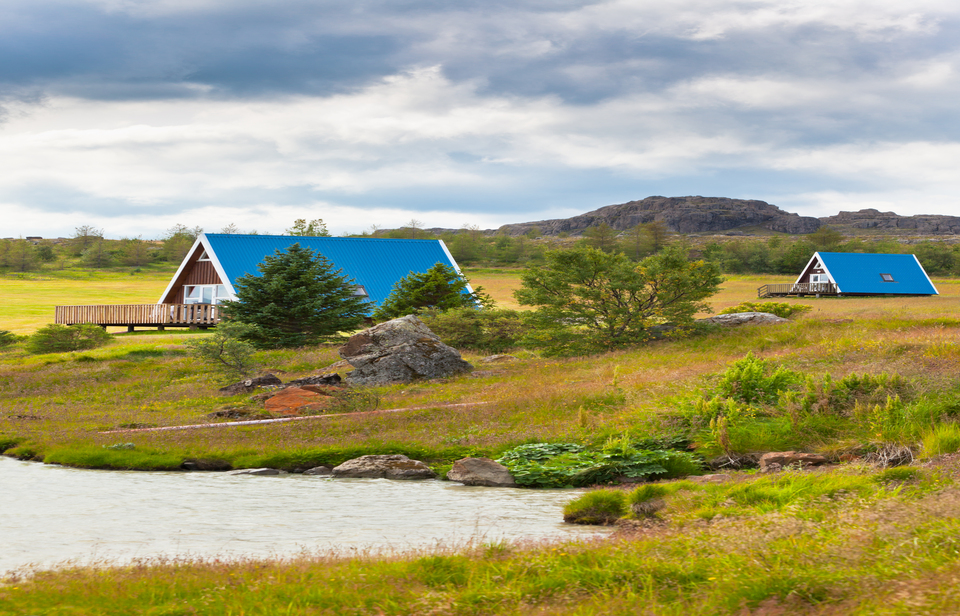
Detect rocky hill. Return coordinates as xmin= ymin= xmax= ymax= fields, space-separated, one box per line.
xmin=820 ymin=209 xmax=960 ymax=235
xmin=496 ymin=196 xmax=822 ymax=236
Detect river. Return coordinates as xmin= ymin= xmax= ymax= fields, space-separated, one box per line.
xmin=0 ymin=457 xmax=610 ymax=574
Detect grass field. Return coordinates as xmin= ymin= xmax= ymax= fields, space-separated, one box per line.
xmin=3 ymin=269 xmax=960 ymax=614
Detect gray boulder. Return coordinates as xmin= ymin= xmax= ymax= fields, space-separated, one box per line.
xmin=759 ymin=451 xmax=829 ymax=472
xmin=226 ymin=468 xmax=287 ymax=476
xmin=447 ymin=457 xmax=517 ymax=487
xmin=302 ymin=465 xmax=333 ymax=476
xmin=286 ymin=373 xmax=343 ymax=388
xmin=331 ymin=454 xmax=437 ymax=480
xmin=339 ymin=315 xmax=472 ymax=386
xmin=218 ymin=374 xmax=283 ymax=395
xmin=698 ymin=312 xmax=789 ymax=327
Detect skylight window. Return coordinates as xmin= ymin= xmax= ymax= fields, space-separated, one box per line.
xmin=880 ymin=273 xmax=895 ymax=282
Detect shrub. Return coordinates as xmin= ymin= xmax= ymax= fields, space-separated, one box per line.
xmin=715 ymin=353 xmax=800 ymax=406
xmin=720 ymin=301 xmax=812 ymax=319
xmin=184 ymin=321 xmax=259 ymax=381
xmin=0 ymin=330 xmax=20 ymax=348
xmin=562 ymin=489 xmax=627 ymax=525
xmin=26 ymin=323 xmax=111 ymax=354
xmin=373 ymin=263 xmax=491 ymax=320
xmin=921 ymin=423 xmax=960 ymax=458
xmin=627 ymin=484 xmax=671 ymax=518
xmin=420 ymin=308 xmax=527 ymax=352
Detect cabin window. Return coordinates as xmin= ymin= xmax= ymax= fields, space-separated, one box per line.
xmin=810 ymin=274 xmax=828 ymax=283
xmin=184 ymin=284 xmax=230 ymax=305
xmin=352 ymin=285 xmax=368 ymax=297
xmin=880 ymin=273 xmax=895 ymax=282
xmin=197 ymin=251 xmax=211 ymax=262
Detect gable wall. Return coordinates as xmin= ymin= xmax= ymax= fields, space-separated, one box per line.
xmin=162 ymin=259 xmax=223 ymax=304
xmin=797 ymin=257 xmax=828 ymax=283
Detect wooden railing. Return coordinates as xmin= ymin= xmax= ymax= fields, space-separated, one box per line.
xmin=55 ymin=304 xmax=221 ymax=327
xmin=758 ymin=283 xmax=839 ymax=298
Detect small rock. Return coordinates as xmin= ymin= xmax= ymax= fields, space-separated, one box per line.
xmin=263 ymin=387 xmax=335 ymax=416
xmin=759 ymin=451 xmax=829 ymax=472
xmin=181 ymin=458 xmax=233 ymax=472
xmin=227 ymin=468 xmax=287 ymax=476
xmin=479 ymin=354 xmax=519 ymax=364
xmin=447 ymin=457 xmax=517 ymax=487
xmin=286 ymin=373 xmax=343 ymax=388
xmin=303 ymin=465 xmax=333 ymax=476
xmin=219 ymin=374 xmax=283 ymax=395
xmin=332 ymin=454 xmax=437 ymax=480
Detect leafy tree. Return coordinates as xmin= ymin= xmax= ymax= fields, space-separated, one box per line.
xmin=420 ymin=307 xmax=527 ymax=353
xmin=26 ymin=324 xmax=111 ymax=354
xmin=372 ymin=263 xmax=491 ymax=320
xmin=5 ymin=239 xmax=37 ymax=272
xmin=808 ymin=225 xmax=843 ymax=251
xmin=161 ymin=224 xmax=202 ymax=262
xmin=185 ymin=322 xmax=259 ymax=381
xmin=286 ymin=218 xmax=330 ymax=237
xmin=0 ymin=330 xmax=20 ymax=348
xmin=219 ymin=243 xmax=370 ymax=348
xmin=119 ymin=236 xmax=152 ymax=267
xmin=582 ymin=222 xmax=618 ymax=253
xmin=403 ymin=219 xmax=424 ymax=239
xmin=81 ymin=238 xmax=114 ymax=268
xmin=70 ymin=226 xmax=103 ymax=256
xmin=515 ymin=245 xmax=723 ymax=354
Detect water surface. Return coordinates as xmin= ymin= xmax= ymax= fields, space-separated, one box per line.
xmin=0 ymin=457 xmax=609 ymax=574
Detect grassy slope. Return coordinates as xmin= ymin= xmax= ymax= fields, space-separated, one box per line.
xmin=2 ymin=271 xmax=960 ymax=614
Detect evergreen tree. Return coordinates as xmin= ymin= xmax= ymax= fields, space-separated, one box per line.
xmin=373 ymin=263 xmax=490 ymax=320
xmin=219 ymin=243 xmax=370 ymax=348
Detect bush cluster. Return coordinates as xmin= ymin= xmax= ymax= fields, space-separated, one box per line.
xmin=25 ymin=323 xmax=112 ymax=354
xmin=420 ymin=308 xmax=527 ymax=353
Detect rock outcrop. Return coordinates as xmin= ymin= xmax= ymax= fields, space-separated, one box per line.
xmin=759 ymin=451 xmax=830 ymax=472
xmin=331 ymin=454 xmax=437 ymax=480
xmin=698 ymin=312 xmax=790 ymax=327
xmin=218 ymin=374 xmax=283 ymax=395
xmin=339 ymin=315 xmax=472 ymax=386
xmin=498 ymin=196 xmax=821 ymax=236
xmin=446 ymin=457 xmax=517 ymax=487
xmin=820 ymin=209 xmax=960 ymax=235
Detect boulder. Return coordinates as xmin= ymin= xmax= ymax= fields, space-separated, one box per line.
xmin=227 ymin=468 xmax=287 ymax=476
xmin=331 ymin=454 xmax=437 ymax=480
xmin=698 ymin=312 xmax=789 ymax=327
xmin=303 ymin=465 xmax=333 ymax=476
xmin=181 ymin=458 xmax=233 ymax=471
xmin=263 ymin=386 xmax=335 ymax=416
xmin=286 ymin=372 xmax=343 ymax=388
xmin=447 ymin=457 xmax=517 ymax=487
xmin=218 ymin=374 xmax=283 ymax=395
xmin=339 ymin=315 xmax=472 ymax=386
xmin=759 ymin=451 xmax=829 ymax=472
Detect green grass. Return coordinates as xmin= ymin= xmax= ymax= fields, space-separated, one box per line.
xmin=4 ymin=271 xmax=960 ymax=613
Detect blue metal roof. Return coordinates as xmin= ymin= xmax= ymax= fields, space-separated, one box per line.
xmin=817 ymin=252 xmax=938 ymax=295
xmin=203 ymin=234 xmax=462 ymax=307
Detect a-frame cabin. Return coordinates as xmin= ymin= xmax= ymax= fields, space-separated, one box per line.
xmin=759 ymin=252 xmax=939 ymax=298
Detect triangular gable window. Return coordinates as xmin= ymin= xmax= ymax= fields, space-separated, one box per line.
xmin=198 ymin=251 xmax=211 ymax=262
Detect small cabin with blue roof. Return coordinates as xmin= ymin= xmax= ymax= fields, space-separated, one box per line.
xmin=158 ymin=233 xmax=469 ymax=309
xmin=759 ymin=252 xmax=938 ymax=298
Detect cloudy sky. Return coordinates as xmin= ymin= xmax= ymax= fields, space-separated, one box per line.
xmin=2 ymin=0 xmax=959 ymax=238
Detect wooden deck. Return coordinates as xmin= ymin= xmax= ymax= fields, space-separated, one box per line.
xmin=758 ymin=283 xmax=839 ymax=298
xmin=55 ymin=304 xmax=221 ymax=331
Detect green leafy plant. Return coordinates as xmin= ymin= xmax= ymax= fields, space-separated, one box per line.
xmin=25 ymin=323 xmax=112 ymax=354
xmin=219 ymin=243 xmax=371 ymax=348
xmin=921 ymin=423 xmax=960 ymax=458
xmin=419 ymin=307 xmax=527 ymax=353
xmin=715 ymin=353 xmax=800 ymax=406
xmin=184 ymin=321 xmax=259 ymax=381
xmin=720 ymin=301 xmax=812 ymax=319
xmin=514 ymin=245 xmax=723 ymax=355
